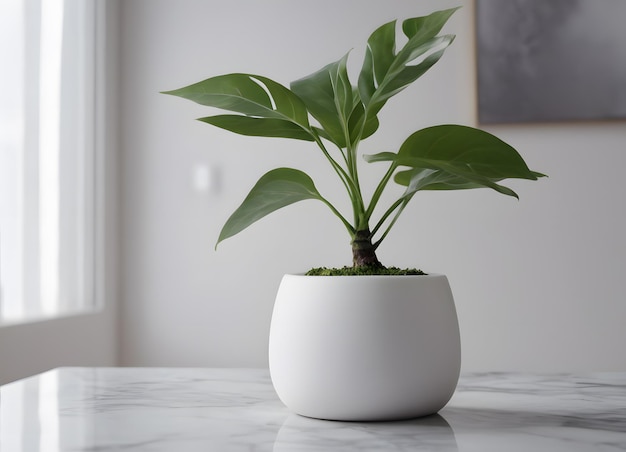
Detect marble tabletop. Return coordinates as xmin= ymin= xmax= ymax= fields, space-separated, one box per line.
xmin=1 ymin=368 xmax=624 ymax=451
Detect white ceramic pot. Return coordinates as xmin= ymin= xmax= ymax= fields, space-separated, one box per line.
xmin=268 ymin=273 xmax=461 ymax=421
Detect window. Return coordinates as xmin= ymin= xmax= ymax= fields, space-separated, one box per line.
xmin=0 ymin=0 xmax=97 ymax=324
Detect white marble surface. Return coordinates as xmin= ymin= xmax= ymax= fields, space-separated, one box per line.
xmin=1 ymin=368 xmax=624 ymax=451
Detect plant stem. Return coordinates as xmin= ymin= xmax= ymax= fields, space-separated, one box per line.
xmin=313 ymin=133 xmax=365 ymax=238
xmin=372 ymin=194 xmax=414 ymax=249
xmin=312 ymin=134 xmax=351 ymax=190
xmin=345 ymin=141 xmax=367 ymax=229
xmin=371 ymin=197 xmax=405 ymax=238
xmin=351 ymin=229 xmax=383 ymax=268
xmin=365 ymin=161 xmax=398 ymax=221
xmin=319 ymin=196 xmax=355 ymax=236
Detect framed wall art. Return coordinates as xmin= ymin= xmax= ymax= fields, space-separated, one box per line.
xmin=476 ymin=0 xmax=626 ymax=124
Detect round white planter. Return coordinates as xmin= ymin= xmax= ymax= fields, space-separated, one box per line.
xmin=268 ymin=273 xmax=461 ymax=421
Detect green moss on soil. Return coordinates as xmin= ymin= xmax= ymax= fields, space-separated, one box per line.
xmin=305 ymin=266 xmax=427 ymax=276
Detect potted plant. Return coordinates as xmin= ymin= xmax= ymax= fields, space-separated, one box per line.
xmin=163 ymin=7 xmax=544 ymax=421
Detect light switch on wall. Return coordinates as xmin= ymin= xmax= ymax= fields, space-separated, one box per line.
xmin=192 ymin=164 xmax=220 ymax=194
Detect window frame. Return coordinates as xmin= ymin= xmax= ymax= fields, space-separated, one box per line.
xmin=1 ymin=0 xmax=101 ymax=325
xmin=0 ymin=0 xmax=118 ymax=385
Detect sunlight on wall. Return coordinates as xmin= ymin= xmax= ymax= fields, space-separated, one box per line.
xmin=0 ymin=0 xmax=96 ymax=324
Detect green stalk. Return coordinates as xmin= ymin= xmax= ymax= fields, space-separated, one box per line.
xmin=372 ymin=195 xmax=413 ymax=249
xmin=370 ymin=196 xmax=405 ymax=238
xmin=312 ymin=132 xmax=365 ymax=236
xmin=334 ymin=92 xmax=367 ymax=230
xmin=365 ymin=161 xmax=398 ymax=221
xmin=345 ymin=140 xmax=367 ymax=229
xmin=318 ymin=195 xmax=355 ymax=236
xmin=372 ymin=197 xmax=411 ymax=249
xmin=312 ymin=134 xmax=354 ymax=199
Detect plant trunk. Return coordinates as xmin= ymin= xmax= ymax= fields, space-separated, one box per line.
xmin=351 ymin=230 xmax=383 ymax=268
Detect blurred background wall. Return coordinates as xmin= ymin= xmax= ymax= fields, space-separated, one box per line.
xmin=118 ymin=0 xmax=626 ymax=372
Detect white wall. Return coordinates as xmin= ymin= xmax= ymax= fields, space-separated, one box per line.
xmin=119 ymin=0 xmax=626 ymax=372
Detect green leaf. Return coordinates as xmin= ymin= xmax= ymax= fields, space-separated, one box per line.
xmin=363 ymin=151 xmax=398 ymax=163
xmin=376 ymin=35 xmax=455 ymax=108
xmin=395 ymin=167 xmax=520 ymax=199
xmin=199 ymin=115 xmax=314 ymax=141
xmin=358 ymin=8 xmax=459 ymax=117
xmin=217 ymin=168 xmax=324 ymax=246
xmin=347 ymin=93 xmax=380 ymax=143
xmin=291 ymin=55 xmax=354 ymax=148
xmin=395 ymin=168 xmax=486 ymax=192
xmin=367 ymin=125 xmax=545 ymax=199
xmin=162 ymin=73 xmax=311 ymax=129
xmin=332 ymin=54 xmax=354 ymax=125
xmin=397 ymin=125 xmax=541 ymax=180
xmin=358 ymin=20 xmax=397 ymax=106
xmin=402 ymin=7 xmax=460 ymax=40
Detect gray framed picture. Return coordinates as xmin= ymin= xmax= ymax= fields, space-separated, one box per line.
xmin=476 ymin=0 xmax=626 ymax=124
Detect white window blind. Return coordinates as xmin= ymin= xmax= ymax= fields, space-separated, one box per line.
xmin=0 ymin=0 xmax=97 ymax=324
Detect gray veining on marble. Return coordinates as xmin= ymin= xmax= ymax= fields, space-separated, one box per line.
xmin=1 ymin=368 xmax=625 ymax=451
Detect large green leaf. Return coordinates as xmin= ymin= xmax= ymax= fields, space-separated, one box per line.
xmin=401 ymin=8 xmax=460 ymax=41
xmin=347 ymin=91 xmax=380 ymax=144
xmin=366 ymin=125 xmax=545 ymax=199
xmin=376 ymin=35 xmax=455 ymax=107
xmin=199 ymin=115 xmax=314 ymax=141
xmin=395 ymin=166 xmax=520 ymax=198
xmin=217 ymin=168 xmax=324 ymax=246
xmin=291 ymin=55 xmax=354 ymax=148
xmin=358 ymin=20 xmax=396 ymax=106
xmin=395 ymin=168 xmax=486 ymax=192
xmin=162 ymin=73 xmax=311 ymax=130
xmin=358 ymin=8 xmax=459 ymax=117
xmin=331 ymin=54 xmax=354 ymax=126
xmin=397 ymin=125 xmax=542 ymax=180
